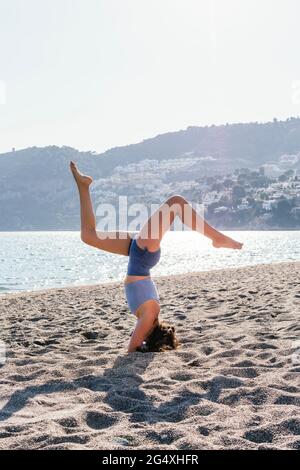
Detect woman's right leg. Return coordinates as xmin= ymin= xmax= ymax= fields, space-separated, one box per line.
xmin=137 ymin=194 xmax=243 ymax=251
xmin=70 ymin=162 xmax=132 ymax=256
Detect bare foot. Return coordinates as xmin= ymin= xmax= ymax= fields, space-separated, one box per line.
xmin=212 ymin=235 xmax=243 ymax=250
xmin=70 ymin=161 xmax=93 ymax=187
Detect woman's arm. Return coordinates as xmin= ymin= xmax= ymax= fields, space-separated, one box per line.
xmin=127 ymin=314 xmax=157 ymax=353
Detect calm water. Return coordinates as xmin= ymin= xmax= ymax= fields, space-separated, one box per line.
xmin=0 ymin=231 xmax=299 ymax=293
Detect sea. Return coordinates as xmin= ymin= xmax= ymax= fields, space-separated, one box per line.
xmin=0 ymin=231 xmax=299 ymax=293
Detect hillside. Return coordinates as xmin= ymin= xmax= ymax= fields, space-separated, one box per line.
xmin=1 ymin=118 xmax=300 ymax=230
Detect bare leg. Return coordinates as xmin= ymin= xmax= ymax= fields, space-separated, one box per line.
xmin=70 ymin=161 xmax=132 ymax=256
xmin=70 ymin=162 xmax=95 ymax=233
xmin=138 ymin=195 xmax=243 ymax=251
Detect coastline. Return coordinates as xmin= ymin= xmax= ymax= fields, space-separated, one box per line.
xmin=0 ymin=262 xmax=299 ymax=449
xmin=1 ymin=259 xmax=299 ymax=298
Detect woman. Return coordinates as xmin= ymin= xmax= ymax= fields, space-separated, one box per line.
xmin=70 ymin=161 xmax=243 ymax=353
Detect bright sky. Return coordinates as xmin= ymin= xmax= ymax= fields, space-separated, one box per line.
xmin=0 ymin=0 xmax=300 ymax=154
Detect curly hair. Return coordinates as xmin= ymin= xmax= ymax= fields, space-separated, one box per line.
xmin=137 ymin=321 xmax=180 ymax=353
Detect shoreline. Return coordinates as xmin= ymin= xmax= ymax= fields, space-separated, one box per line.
xmin=1 ymin=260 xmax=299 ymax=298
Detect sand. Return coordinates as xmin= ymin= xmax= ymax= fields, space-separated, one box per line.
xmin=0 ymin=262 xmax=299 ymax=450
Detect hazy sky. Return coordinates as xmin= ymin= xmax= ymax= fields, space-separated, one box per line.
xmin=0 ymin=0 xmax=300 ymax=154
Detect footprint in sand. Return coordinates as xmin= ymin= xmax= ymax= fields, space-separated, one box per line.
xmin=243 ymin=428 xmax=273 ymax=444
xmin=85 ymin=411 xmax=117 ymax=430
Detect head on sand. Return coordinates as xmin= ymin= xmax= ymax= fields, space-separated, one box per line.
xmin=136 ymin=320 xmax=180 ymax=353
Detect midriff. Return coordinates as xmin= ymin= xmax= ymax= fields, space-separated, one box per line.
xmin=124 ymin=274 xmax=150 ymax=285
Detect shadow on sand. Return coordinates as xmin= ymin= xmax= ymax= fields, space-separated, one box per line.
xmin=0 ymin=354 xmax=203 ymax=424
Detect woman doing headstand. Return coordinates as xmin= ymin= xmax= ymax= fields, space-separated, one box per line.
xmin=70 ymin=161 xmax=243 ymax=353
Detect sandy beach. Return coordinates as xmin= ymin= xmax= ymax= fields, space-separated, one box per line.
xmin=0 ymin=262 xmax=299 ymax=450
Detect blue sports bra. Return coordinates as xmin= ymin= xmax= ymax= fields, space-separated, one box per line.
xmin=127 ymin=238 xmax=161 ymax=276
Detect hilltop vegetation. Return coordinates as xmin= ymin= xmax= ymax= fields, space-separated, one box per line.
xmin=1 ymin=118 xmax=300 ymax=230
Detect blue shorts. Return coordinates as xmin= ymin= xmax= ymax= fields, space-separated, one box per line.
xmin=125 ymin=278 xmax=160 ymax=315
